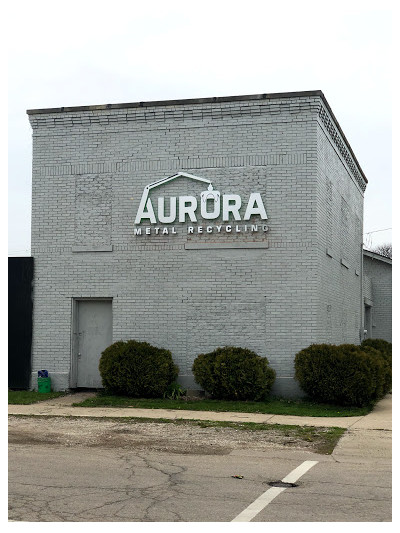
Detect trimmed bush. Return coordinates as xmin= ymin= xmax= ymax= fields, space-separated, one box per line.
xmin=361 ymin=339 xmax=392 ymax=395
xmin=99 ymin=340 xmax=179 ymax=397
xmin=294 ymin=343 xmax=387 ymax=407
xmin=191 ymin=351 xmax=218 ymax=398
xmin=192 ymin=346 xmax=276 ymax=400
xmin=361 ymin=338 xmax=392 ymax=359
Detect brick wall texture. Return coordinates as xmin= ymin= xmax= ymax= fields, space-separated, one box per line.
xmin=363 ymin=255 xmax=392 ymax=342
xmin=28 ymin=93 xmax=367 ymax=396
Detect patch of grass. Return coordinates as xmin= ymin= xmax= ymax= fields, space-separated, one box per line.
xmin=72 ymin=393 xmax=372 ymax=417
xmin=190 ymin=420 xmax=346 ymax=455
xmin=8 ymin=390 xmax=66 ymax=405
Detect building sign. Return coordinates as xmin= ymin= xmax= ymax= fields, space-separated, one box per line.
xmin=134 ymin=172 xmax=268 ymax=236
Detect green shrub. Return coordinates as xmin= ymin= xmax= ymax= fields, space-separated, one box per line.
xmin=361 ymin=342 xmax=392 ymax=395
xmin=192 ymin=346 xmax=276 ymax=400
xmin=191 ymin=351 xmax=219 ymax=397
xmin=361 ymin=338 xmax=392 ymax=358
xmin=163 ymin=381 xmax=187 ymax=400
xmin=99 ymin=340 xmax=179 ymax=397
xmin=294 ymin=343 xmax=386 ymax=407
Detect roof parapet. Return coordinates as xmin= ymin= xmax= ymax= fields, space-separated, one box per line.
xmin=26 ymin=90 xmax=367 ymax=186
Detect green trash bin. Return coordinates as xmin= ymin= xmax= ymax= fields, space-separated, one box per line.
xmin=38 ymin=377 xmax=51 ymax=393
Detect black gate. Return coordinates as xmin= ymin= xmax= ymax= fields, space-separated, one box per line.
xmin=8 ymin=257 xmax=33 ymax=389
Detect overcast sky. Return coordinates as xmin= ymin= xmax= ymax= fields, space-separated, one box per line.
xmin=8 ymin=0 xmax=393 ymax=255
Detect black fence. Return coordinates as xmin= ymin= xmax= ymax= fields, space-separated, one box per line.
xmin=8 ymin=257 xmax=33 ymax=389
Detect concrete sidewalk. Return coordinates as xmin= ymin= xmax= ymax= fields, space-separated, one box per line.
xmin=8 ymin=392 xmax=392 ymax=430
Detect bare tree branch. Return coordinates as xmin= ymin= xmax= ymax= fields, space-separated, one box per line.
xmin=371 ymin=243 xmax=392 ymax=259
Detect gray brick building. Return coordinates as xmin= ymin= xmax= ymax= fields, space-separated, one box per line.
xmin=363 ymin=250 xmax=392 ymax=343
xmin=27 ymin=90 xmax=371 ymax=396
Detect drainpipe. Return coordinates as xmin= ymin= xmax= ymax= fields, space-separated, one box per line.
xmin=360 ymin=242 xmax=364 ymax=344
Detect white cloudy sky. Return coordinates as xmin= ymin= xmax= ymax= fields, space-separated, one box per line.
xmin=8 ymin=0 xmax=393 ymax=255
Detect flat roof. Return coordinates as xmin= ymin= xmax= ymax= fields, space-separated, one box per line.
xmin=363 ymin=249 xmax=392 ymax=265
xmin=26 ymin=90 xmax=367 ymax=184
xmin=27 ymin=90 xmax=327 ymax=115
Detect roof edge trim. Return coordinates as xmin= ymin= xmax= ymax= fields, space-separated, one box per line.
xmin=363 ymin=249 xmax=392 ymax=265
xmin=26 ymin=90 xmax=324 ymax=115
xmin=26 ymin=90 xmax=367 ymax=184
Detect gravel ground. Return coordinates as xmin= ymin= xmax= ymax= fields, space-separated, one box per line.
xmin=8 ymin=415 xmax=326 ymax=455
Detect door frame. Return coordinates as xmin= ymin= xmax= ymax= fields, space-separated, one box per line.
xmin=364 ymin=303 xmax=373 ymax=339
xmin=70 ymin=298 xmax=113 ymax=388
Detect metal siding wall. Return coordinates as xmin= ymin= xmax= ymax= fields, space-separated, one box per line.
xmin=8 ymin=257 xmax=33 ymax=389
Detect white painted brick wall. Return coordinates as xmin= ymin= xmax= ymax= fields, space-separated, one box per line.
xmin=315 ymin=110 xmax=365 ymax=345
xmin=363 ymin=256 xmax=392 ymax=342
xmin=28 ymin=93 xmax=366 ymax=395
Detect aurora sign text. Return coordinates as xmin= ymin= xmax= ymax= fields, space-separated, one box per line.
xmin=133 ymin=172 xmax=268 ymax=236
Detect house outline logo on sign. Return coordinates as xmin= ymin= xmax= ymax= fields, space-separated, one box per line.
xmin=134 ymin=172 xmax=268 ymax=225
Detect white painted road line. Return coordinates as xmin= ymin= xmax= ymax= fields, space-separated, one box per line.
xmin=231 ymin=460 xmax=319 ymax=522
xmin=231 ymin=486 xmax=286 ymax=522
xmin=281 ymin=460 xmax=319 ymax=484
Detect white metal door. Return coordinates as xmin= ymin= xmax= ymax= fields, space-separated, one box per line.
xmin=76 ymin=300 xmax=112 ymax=388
